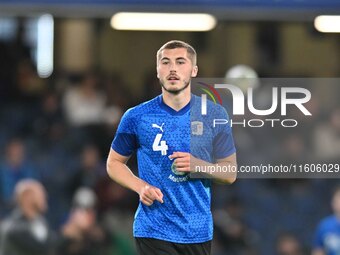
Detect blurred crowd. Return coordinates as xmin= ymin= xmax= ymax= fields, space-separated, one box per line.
xmin=0 ymin=46 xmax=339 ymax=255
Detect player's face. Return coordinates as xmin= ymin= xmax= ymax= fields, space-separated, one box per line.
xmin=33 ymin=185 xmax=48 ymax=213
xmin=157 ymin=48 xmax=198 ymax=95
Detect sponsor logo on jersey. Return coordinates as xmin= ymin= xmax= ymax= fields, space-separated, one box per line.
xmin=152 ymin=123 xmax=164 ymax=133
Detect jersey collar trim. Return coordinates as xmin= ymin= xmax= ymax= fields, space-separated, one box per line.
xmin=158 ymin=94 xmax=195 ymax=116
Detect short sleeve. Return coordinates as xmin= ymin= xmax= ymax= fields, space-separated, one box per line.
xmin=212 ymin=107 xmax=236 ymax=159
xmin=111 ymin=108 xmax=138 ymax=156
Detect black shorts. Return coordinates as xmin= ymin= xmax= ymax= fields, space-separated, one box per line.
xmin=135 ymin=237 xmax=211 ymax=255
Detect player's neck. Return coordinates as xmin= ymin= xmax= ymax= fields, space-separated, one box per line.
xmin=162 ymin=89 xmax=191 ymax=111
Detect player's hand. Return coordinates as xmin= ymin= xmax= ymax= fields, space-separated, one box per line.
xmin=169 ymin=152 xmax=198 ymax=174
xmin=138 ymin=184 xmax=164 ymax=206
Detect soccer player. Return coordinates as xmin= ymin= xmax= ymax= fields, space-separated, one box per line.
xmin=312 ymin=186 xmax=340 ymax=255
xmin=107 ymin=40 xmax=237 ymax=255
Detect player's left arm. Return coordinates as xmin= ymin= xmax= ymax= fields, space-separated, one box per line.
xmin=214 ymin=153 xmax=237 ymax=183
xmin=169 ymin=152 xmax=237 ymax=184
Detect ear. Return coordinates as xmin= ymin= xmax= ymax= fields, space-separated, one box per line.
xmin=191 ymin=65 xmax=198 ymax=77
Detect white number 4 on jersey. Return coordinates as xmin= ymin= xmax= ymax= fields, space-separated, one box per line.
xmin=152 ymin=134 xmax=168 ymax=155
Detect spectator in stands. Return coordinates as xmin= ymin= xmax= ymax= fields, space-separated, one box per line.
xmin=16 ymin=58 xmax=46 ymax=102
xmin=58 ymin=187 xmax=111 ymax=255
xmin=62 ymin=72 xmax=109 ymax=153
xmin=0 ymin=138 xmax=39 ymax=213
xmin=32 ymin=90 xmax=65 ymax=145
xmin=68 ymin=144 xmax=106 ymax=196
xmin=0 ymin=179 xmax=54 ymax=255
xmin=62 ymin=72 xmax=106 ymax=127
xmin=276 ymin=233 xmax=306 ymax=255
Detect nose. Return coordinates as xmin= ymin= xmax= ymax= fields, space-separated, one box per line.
xmin=169 ymin=62 xmax=177 ymax=72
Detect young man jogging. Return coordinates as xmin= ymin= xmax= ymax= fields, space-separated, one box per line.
xmin=107 ymin=40 xmax=237 ymax=255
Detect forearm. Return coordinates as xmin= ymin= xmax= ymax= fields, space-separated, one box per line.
xmin=107 ymin=160 xmax=145 ymax=194
xmin=192 ymin=157 xmax=237 ymax=184
xmin=107 ymin=149 xmax=163 ymax=206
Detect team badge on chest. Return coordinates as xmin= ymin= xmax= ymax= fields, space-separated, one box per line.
xmin=191 ymin=121 xmax=203 ymax=136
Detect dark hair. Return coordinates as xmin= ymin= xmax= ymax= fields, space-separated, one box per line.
xmin=157 ymin=40 xmax=197 ymax=65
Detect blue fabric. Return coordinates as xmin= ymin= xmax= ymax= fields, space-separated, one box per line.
xmin=111 ymin=94 xmax=236 ymax=243
xmin=0 ymin=162 xmax=39 ymax=202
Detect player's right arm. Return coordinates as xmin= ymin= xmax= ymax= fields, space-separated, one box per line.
xmin=107 ymin=149 xmax=163 ymax=206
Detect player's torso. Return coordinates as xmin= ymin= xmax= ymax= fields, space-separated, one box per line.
xmin=139 ymin=113 xmax=189 ymax=156
xmin=135 ymin=109 xmax=216 ymax=182
xmin=136 ymin=111 xmax=190 ymax=182
xmin=132 ymin=97 xmax=213 ymax=242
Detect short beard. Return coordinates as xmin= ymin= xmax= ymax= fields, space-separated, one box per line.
xmin=160 ymin=80 xmax=190 ymax=95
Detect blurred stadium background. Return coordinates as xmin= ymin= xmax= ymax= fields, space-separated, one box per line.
xmin=0 ymin=0 xmax=340 ymax=254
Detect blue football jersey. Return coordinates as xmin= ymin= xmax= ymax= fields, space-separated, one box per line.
xmin=111 ymin=94 xmax=236 ymax=243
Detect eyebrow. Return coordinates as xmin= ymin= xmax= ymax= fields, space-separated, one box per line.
xmin=176 ymin=57 xmax=187 ymax=61
xmin=160 ymin=57 xmax=187 ymax=61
